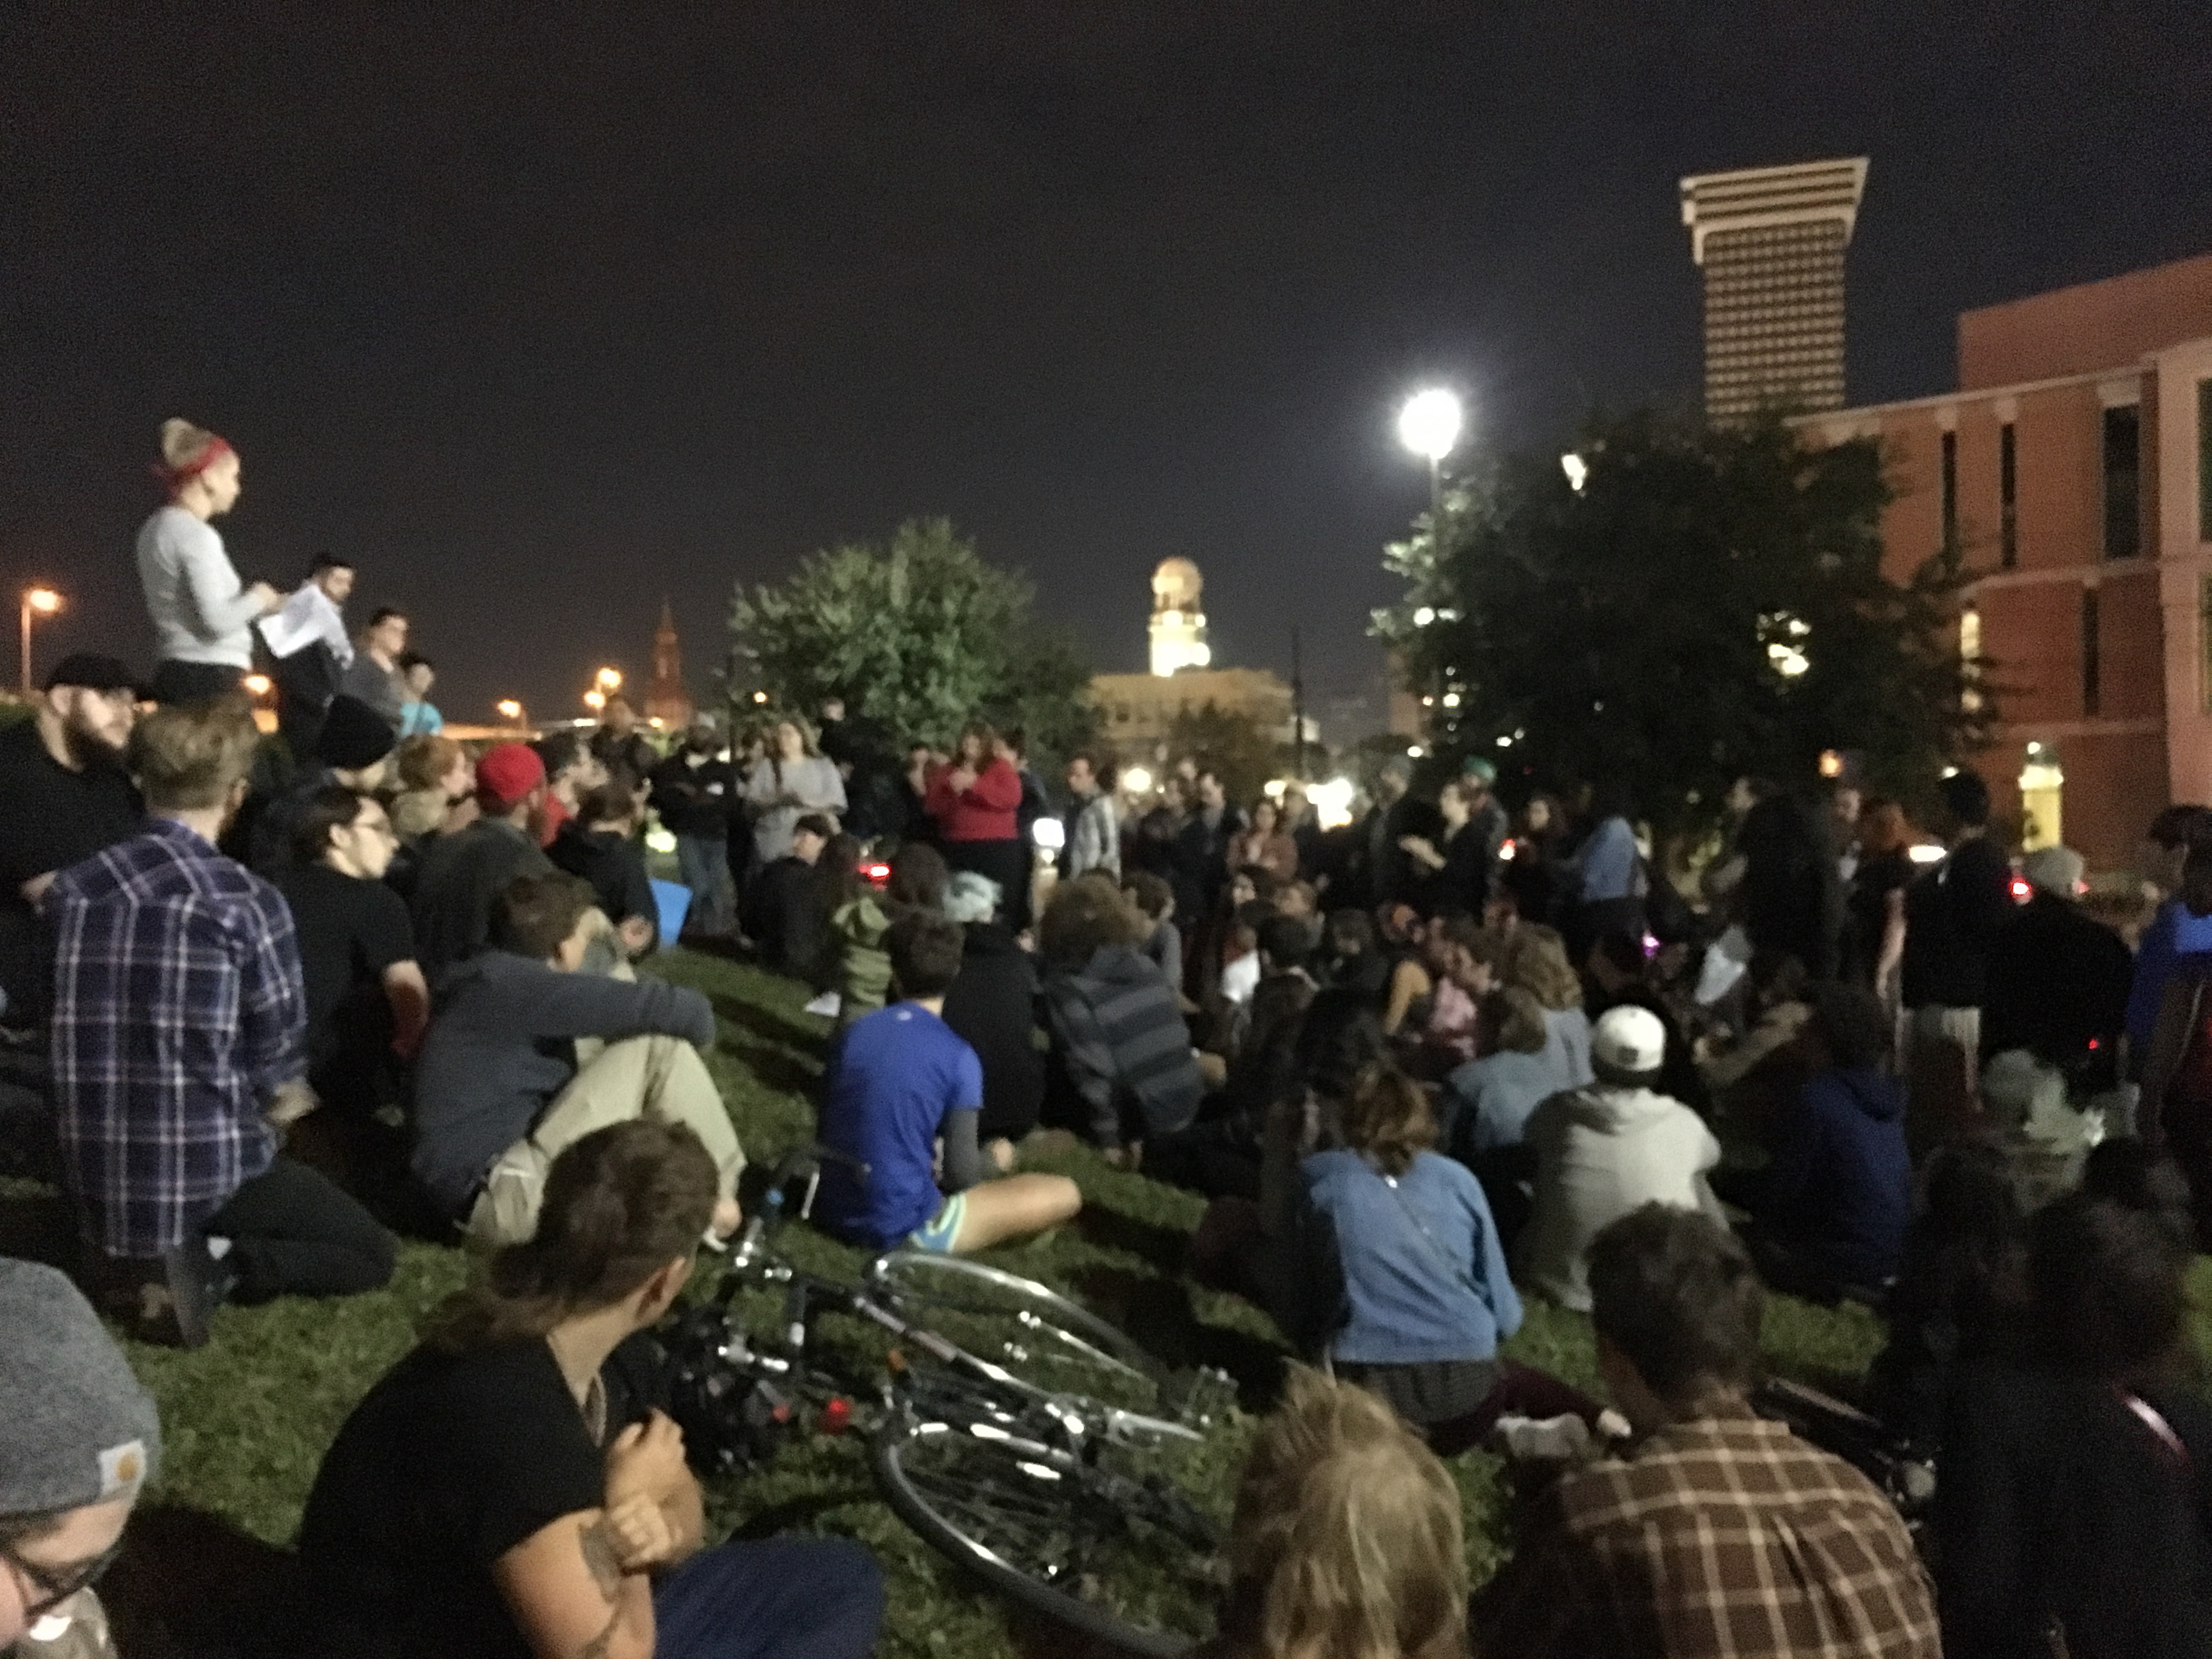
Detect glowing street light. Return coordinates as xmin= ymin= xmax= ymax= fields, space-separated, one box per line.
xmin=595 ymin=666 xmax=623 ymax=692
xmin=495 ymin=698 xmax=525 ymax=727
xmin=583 ymin=689 xmax=607 ymax=712
xmin=1561 ymin=453 xmax=1589 ymax=492
xmin=19 ymin=586 xmax=60 ymax=695
xmin=1121 ymin=765 xmax=1154 ymax=796
xmin=1396 ymin=389 xmax=1463 ymax=517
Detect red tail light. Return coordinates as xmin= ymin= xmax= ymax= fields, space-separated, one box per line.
xmin=2009 ymin=877 xmax=2032 ymax=903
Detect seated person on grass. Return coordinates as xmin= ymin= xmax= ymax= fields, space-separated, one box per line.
xmin=413 ymin=871 xmax=744 ymax=1250
xmin=816 ymin=911 xmax=1081 ymax=1255
xmin=740 ymin=811 xmax=833 ymax=980
xmin=296 ymin=1121 xmax=885 ymax=1659
xmin=1473 ymin=1205 xmax=1939 ymax=1658
xmin=548 ymin=782 xmax=660 ymax=959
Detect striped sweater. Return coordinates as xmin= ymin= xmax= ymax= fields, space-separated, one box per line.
xmin=1044 ymin=945 xmax=1203 ymax=1148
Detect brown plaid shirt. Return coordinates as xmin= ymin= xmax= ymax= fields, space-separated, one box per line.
xmin=1473 ymin=1413 xmax=1939 ymax=1659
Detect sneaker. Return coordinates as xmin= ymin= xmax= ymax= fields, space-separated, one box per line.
xmin=156 ymin=1235 xmax=236 ymax=1349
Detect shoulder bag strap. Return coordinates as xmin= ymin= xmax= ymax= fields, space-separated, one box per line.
xmin=1369 ymin=1160 xmax=1488 ymax=1304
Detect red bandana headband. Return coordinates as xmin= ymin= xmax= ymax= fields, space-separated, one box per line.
xmin=152 ymin=435 xmax=234 ymax=489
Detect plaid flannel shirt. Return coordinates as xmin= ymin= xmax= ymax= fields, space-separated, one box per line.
xmin=48 ymin=817 xmax=306 ymax=1256
xmin=1474 ymin=1413 xmax=1939 ymax=1659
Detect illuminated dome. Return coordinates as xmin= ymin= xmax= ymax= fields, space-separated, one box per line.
xmin=1148 ymin=558 xmax=1209 ymax=676
xmin=1152 ymin=557 xmax=1203 ymax=610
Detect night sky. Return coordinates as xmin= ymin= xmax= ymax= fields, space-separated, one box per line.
xmin=4 ymin=3 xmax=2207 ymax=732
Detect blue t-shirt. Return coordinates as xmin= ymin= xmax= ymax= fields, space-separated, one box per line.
xmin=815 ymin=1002 xmax=984 ymax=1248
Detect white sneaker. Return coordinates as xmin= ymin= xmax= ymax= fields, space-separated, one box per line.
xmin=803 ymin=991 xmax=842 ymax=1018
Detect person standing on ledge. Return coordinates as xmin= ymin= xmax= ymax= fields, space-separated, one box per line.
xmin=136 ymin=418 xmax=283 ymax=706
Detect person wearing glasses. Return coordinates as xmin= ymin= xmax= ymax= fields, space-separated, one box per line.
xmin=0 ymin=1257 xmax=161 ymax=1650
xmin=278 ymin=787 xmax=430 ymax=1131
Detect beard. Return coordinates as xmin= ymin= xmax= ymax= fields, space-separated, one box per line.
xmin=62 ymin=717 xmax=126 ymax=769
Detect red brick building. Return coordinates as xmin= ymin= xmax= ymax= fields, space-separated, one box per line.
xmin=1796 ymin=252 xmax=2212 ymax=865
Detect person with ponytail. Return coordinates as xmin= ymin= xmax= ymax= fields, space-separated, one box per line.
xmin=134 ymin=419 xmax=284 ymax=706
xmin=295 ymin=1120 xmax=885 ymax=1659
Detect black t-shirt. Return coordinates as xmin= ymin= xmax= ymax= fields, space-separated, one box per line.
xmin=296 ymin=1333 xmax=666 ymax=1659
xmin=0 ymin=719 xmax=142 ymax=1022
xmin=548 ymin=823 xmax=657 ymax=944
xmin=279 ymin=862 xmax=415 ymax=1072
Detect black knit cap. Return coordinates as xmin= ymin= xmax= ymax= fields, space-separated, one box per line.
xmin=317 ymin=695 xmax=397 ymax=770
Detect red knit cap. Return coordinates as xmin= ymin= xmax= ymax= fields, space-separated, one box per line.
xmin=475 ymin=742 xmax=546 ymax=808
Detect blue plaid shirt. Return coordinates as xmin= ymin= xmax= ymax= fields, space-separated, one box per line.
xmin=48 ymin=816 xmax=306 ymax=1256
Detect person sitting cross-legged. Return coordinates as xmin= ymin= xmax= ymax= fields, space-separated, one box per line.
xmin=412 ymin=872 xmax=744 ymax=1249
xmin=549 ymin=782 xmax=661 ymax=960
xmin=48 ymin=697 xmax=396 ymax=1345
xmin=1472 ymin=1204 xmax=1940 ymax=1658
xmin=815 ymin=910 xmax=1081 ymax=1255
xmin=294 ymin=1120 xmax=886 ymax=1659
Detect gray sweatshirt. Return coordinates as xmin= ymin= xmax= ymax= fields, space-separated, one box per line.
xmin=411 ymin=950 xmax=716 ymax=1215
xmin=136 ymin=506 xmax=261 ymax=667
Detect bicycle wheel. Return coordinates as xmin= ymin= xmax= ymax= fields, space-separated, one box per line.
xmin=868 ymin=1253 xmax=1169 ymax=1413
xmin=872 ymin=1396 xmax=1223 ymax=1656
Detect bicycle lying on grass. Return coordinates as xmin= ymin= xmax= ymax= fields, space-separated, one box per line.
xmin=660 ymin=1146 xmax=1239 ymax=1656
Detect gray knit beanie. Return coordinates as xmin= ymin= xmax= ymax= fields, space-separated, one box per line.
xmin=0 ymin=1259 xmax=161 ymax=1516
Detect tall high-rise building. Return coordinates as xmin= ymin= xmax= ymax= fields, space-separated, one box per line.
xmin=642 ymin=597 xmax=695 ymax=727
xmin=1680 ymin=157 xmax=1869 ymax=421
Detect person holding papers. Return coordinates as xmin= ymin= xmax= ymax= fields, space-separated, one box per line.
xmin=264 ymin=556 xmax=357 ymax=761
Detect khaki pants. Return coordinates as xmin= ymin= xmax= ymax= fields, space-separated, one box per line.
xmin=465 ymin=1034 xmax=746 ymax=1249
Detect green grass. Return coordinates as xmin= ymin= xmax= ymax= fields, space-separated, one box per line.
xmin=104 ymin=952 xmax=1929 ymax=1655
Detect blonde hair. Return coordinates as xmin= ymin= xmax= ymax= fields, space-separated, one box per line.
xmin=1218 ymin=1369 xmax=1467 ymax=1659
xmin=1339 ymin=1065 xmax=1436 ymax=1178
xmin=395 ymin=732 xmax=464 ymax=794
xmin=158 ymin=417 xmax=230 ymax=479
xmin=129 ymin=696 xmax=261 ymax=810
xmin=1499 ymin=923 xmax=1581 ymax=1012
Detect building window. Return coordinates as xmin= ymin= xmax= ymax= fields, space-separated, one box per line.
xmin=2200 ymin=379 xmax=2212 ymax=544
xmin=2103 ymin=404 xmax=2141 ymax=560
xmin=2081 ymin=586 xmax=2101 ymax=716
xmin=1999 ymin=421 xmax=2017 ymax=568
xmin=1960 ymin=607 xmax=1982 ymax=713
xmin=1940 ymin=430 xmax=1959 ymax=555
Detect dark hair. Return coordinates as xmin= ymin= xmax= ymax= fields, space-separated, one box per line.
xmin=1593 ymin=928 xmax=1649 ymax=980
xmin=887 ymin=910 xmax=966 ymax=998
xmin=1001 ymin=725 xmax=1026 ymax=757
xmin=792 ymin=812 xmax=836 ymax=842
xmin=1325 ymin=908 xmax=1376 ymax=956
xmin=1939 ymin=769 xmax=1990 ymax=828
xmin=886 ymin=842 xmax=949 ymax=910
xmin=1809 ymin=981 xmax=1889 ymax=1070
xmin=1295 ymin=989 xmax=1389 ymax=1104
xmin=310 ymin=554 xmax=353 ymax=575
xmin=1122 ymin=869 xmax=1173 ymax=921
xmin=577 ymin=782 xmax=635 ymax=827
xmin=1881 ymin=1138 xmax=2027 ymax=1382
xmin=428 ymin=1121 xmax=717 ymax=1351
xmin=815 ymin=832 xmax=866 ymax=911
xmin=366 ymin=606 xmax=406 ymax=628
xmin=292 ymin=784 xmax=370 ymax=865
xmin=1070 ymin=750 xmax=1115 ymax=789
xmin=1587 ymin=1205 xmax=1764 ymax=1406
xmin=534 ymin=730 xmax=587 ymax=777
xmin=397 ymin=651 xmax=433 ymax=674
xmin=2029 ymin=1192 xmax=2190 ymax=1384
xmin=1341 ymin=1065 xmax=1435 ymax=1178
xmin=493 ymin=871 xmax=597 ymax=960
xmin=1233 ymin=864 xmax=1280 ymax=904
xmin=1257 ymin=914 xmax=1316 ymax=974
xmin=1746 ymin=949 xmax=1808 ymax=1008
xmin=2182 ymin=841 xmax=2212 ymax=919
xmin=1480 ymin=986 xmax=1549 ymax=1056
xmin=2146 ymin=804 xmax=2212 ymax=851
xmin=2080 ymin=1142 xmax=2197 ymax=1254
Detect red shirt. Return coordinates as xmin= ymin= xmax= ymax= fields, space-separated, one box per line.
xmin=924 ymin=757 xmax=1022 ymax=843
xmin=533 ymin=793 xmax=571 ymax=849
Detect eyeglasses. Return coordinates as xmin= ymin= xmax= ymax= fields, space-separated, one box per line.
xmin=2 ymin=1534 xmax=124 ymax=1620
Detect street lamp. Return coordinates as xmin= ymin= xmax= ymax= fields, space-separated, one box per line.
xmin=583 ymin=689 xmax=607 ymax=712
xmin=1396 ymin=389 xmax=1463 ymax=518
xmin=495 ymin=698 xmax=525 ymax=727
xmin=19 ymin=588 xmax=60 ymax=695
xmin=595 ymin=667 xmax=622 ymax=692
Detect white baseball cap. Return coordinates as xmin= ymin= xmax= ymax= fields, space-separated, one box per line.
xmin=1592 ymin=1005 xmax=1667 ymax=1081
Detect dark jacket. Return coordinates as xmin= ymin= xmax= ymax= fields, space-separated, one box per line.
xmin=1981 ymin=891 xmax=2132 ymax=1087
xmin=1169 ymin=805 xmax=1245 ymax=925
xmin=740 ymin=855 xmax=829 ymax=982
xmin=410 ymin=950 xmax=716 ymax=1216
xmin=939 ymin=920 xmax=1046 ymax=1143
xmin=548 ymin=823 xmax=657 ymax=948
xmin=408 ymin=817 xmax=554 ymax=988
xmin=1900 ymin=835 xmax=2013 ymax=1009
xmin=1756 ymin=1065 xmax=1911 ymax=1289
xmin=1938 ymin=1362 xmax=2212 ymax=1659
xmin=1842 ymin=847 xmax=1914 ymax=988
xmin=1043 ymin=944 xmax=1202 ymax=1148
xmin=650 ymin=749 xmax=739 ymax=840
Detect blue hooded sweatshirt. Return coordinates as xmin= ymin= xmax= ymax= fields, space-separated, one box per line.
xmin=1759 ymin=1065 xmax=1912 ymax=1289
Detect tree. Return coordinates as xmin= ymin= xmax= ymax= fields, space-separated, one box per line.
xmin=731 ymin=517 xmax=1097 ymax=759
xmin=1374 ymin=409 xmax=1989 ymax=837
xmin=1166 ymin=702 xmax=1286 ymax=810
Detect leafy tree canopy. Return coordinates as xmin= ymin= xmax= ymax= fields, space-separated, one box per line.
xmin=1374 ymin=409 xmax=1989 ymax=837
xmin=732 ymin=517 xmax=1097 ymax=760
xmin=1165 ymin=702 xmax=1286 ymax=811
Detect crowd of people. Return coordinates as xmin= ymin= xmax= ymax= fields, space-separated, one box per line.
xmin=5 ymin=417 xmax=2212 ymax=1657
